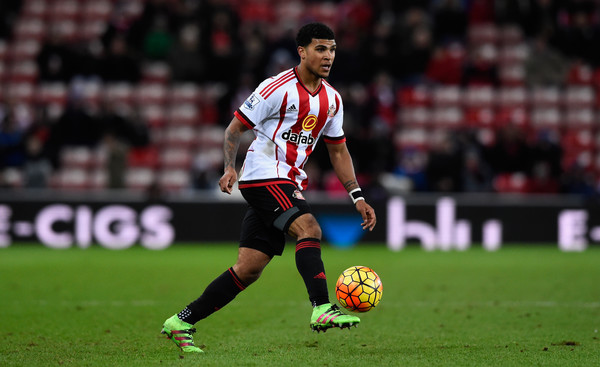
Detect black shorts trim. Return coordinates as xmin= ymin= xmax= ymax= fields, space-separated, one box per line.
xmin=239 ymin=180 xmax=312 ymax=256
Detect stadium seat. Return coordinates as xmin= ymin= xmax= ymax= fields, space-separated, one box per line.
xmin=36 ymin=82 xmax=68 ymax=106
xmin=103 ymin=83 xmax=135 ymax=106
xmin=141 ymin=62 xmax=171 ymax=84
xmin=89 ymin=168 xmax=108 ymax=190
xmin=79 ymin=20 xmax=108 ymax=42
xmin=21 ymin=0 xmax=48 ymax=18
xmin=127 ymin=146 xmax=159 ymax=168
xmin=0 ymin=41 xmax=7 ymax=61
xmin=566 ymin=62 xmax=594 ymax=85
xmin=163 ymin=126 xmax=199 ymax=148
xmin=564 ymin=86 xmax=595 ymax=108
xmin=498 ymin=64 xmax=525 ymax=86
xmin=167 ymin=103 xmax=201 ymax=126
xmin=13 ymin=17 xmax=46 ymax=42
xmin=52 ymin=168 xmax=92 ymax=190
xmin=565 ymin=108 xmax=595 ymax=128
xmin=396 ymin=86 xmax=431 ymax=107
xmin=0 ymin=61 xmax=6 ymax=82
xmin=8 ymin=61 xmax=38 ymax=83
xmin=49 ymin=0 xmax=81 ymax=21
xmin=493 ymin=172 xmax=530 ymax=193
xmin=8 ymin=40 xmax=41 ymax=61
xmin=498 ymin=43 xmax=529 ymax=66
xmin=393 ymin=128 xmax=430 ymax=150
xmin=49 ymin=19 xmax=78 ymax=43
xmin=464 ymin=85 xmax=496 ymax=107
xmin=468 ymin=23 xmax=498 ymax=45
xmin=81 ymin=1 xmax=112 ymax=22
xmin=169 ymin=83 xmax=202 ymax=105
xmin=157 ymin=168 xmax=191 ymax=191
xmin=398 ymin=107 xmax=431 ymax=127
xmin=136 ymin=83 xmax=168 ymax=106
xmin=125 ymin=167 xmax=156 ymax=190
xmin=197 ymin=126 xmax=225 ymax=148
xmin=5 ymin=83 xmax=35 ymax=104
xmin=140 ymin=105 xmax=167 ymax=130
xmin=432 ymin=86 xmax=462 ymax=107
xmin=60 ymin=146 xmax=96 ymax=169
xmin=499 ymin=24 xmax=524 ymax=45
xmin=530 ymin=107 xmax=562 ymax=130
xmin=158 ymin=147 xmax=193 ymax=170
xmin=530 ymin=86 xmax=561 ymax=108
xmin=194 ymin=147 xmax=223 ymax=171
xmin=464 ymin=107 xmax=495 ymax=128
xmin=431 ymin=106 xmax=464 ymax=128
xmin=497 ymin=86 xmax=528 ymax=107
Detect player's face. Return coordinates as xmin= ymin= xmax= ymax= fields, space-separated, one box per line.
xmin=300 ymin=38 xmax=336 ymax=79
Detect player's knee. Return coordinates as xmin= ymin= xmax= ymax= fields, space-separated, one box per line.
xmin=297 ymin=224 xmax=321 ymax=240
xmin=234 ymin=265 xmax=263 ymax=285
xmin=289 ymin=214 xmax=322 ymax=239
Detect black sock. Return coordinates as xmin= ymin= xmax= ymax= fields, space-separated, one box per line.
xmin=178 ymin=267 xmax=246 ymax=324
xmin=295 ymin=238 xmax=329 ymax=306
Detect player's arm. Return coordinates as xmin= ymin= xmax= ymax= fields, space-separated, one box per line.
xmin=326 ymin=141 xmax=376 ymax=231
xmin=219 ymin=116 xmax=249 ymax=194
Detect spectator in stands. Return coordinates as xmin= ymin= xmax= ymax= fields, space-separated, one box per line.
xmin=22 ymin=134 xmax=52 ymax=188
xmin=45 ymin=87 xmax=102 ymax=166
xmin=561 ymin=165 xmax=596 ymax=196
xmin=36 ymin=27 xmax=78 ymax=83
xmin=425 ymin=42 xmax=466 ymax=85
xmin=528 ymin=129 xmax=562 ymax=193
xmin=100 ymin=35 xmax=141 ymax=83
xmin=524 ymin=33 xmax=569 ymax=87
xmin=0 ymin=0 xmax=20 ymax=40
xmin=128 ymin=0 xmax=183 ymax=54
xmin=143 ymin=15 xmax=175 ymax=61
xmin=462 ymin=147 xmax=493 ymax=192
xmin=168 ymin=23 xmax=206 ymax=83
xmin=553 ymin=8 xmax=600 ymax=67
xmin=206 ymin=10 xmax=241 ymax=86
xmin=397 ymin=25 xmax=434 ymax=84
xmin=0 ymin=108 xmax=26 ymax=168
xmin=486 ymin=124 xmax=532 ymax=176
xmin=432 ymin=0 xmax=468 ymax=44
xmin=103 ymin=132 xmax=128 ymax=189
xmin=425 ymin=130 xmax=463 ymax=192
xmin=461 ymin=44 xmax=500 ymax=87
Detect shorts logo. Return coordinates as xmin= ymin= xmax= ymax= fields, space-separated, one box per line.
xmin=302 ymin=114 xmax=318 ymax=131
xmin=243 ymin=93 xmax=261 ymax=110
xmin=327 ymin=104 xmax=336 ymax=117
xmin=292 ymin=190 xmax=305 ymax=200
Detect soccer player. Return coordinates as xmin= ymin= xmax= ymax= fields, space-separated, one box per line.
xmin=161 ymin=22 xmax=377 ymax=353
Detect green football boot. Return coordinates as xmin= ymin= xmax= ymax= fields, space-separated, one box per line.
xmin=310 ymin=303 xmax=360 ymax=332
xmin=161 ymin=315 xmax=204 ymax=353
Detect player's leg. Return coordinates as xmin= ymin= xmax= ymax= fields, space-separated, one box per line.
xmin=287 ymin=213 xmax=361 ymax=332
xmin=161 ymin=209 xmax=275 ymax=353
xmin=161 ymin=247 xmax=270 ymax=353
xmin=287 ymin=213 xmax=328 ymax=306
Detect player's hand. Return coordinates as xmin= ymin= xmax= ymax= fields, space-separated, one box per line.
xmin=355 ymin=200 xmax=376 ymax=231
xmin=219 ymin=169 xmax=237 ymax=194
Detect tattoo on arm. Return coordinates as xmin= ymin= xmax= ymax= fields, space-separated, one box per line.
xmin=223 ymin=128 xmax=242 ymax=170
xmin=343 ymin=180 xmax=359 ymax=192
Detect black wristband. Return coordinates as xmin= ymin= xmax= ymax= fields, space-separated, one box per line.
xmin=349 ymin=188 xmax=364 ymax=204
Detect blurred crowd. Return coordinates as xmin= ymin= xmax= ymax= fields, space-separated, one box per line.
xmin=1 ymin=0 xmax=600 ymax=197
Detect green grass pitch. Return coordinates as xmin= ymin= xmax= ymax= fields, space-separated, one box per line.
xmin=1 ymin=243 xmax=599 ymax=366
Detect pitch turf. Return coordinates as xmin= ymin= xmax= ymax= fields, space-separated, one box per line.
xmin=1 ymin=243 xmax=599 ymax=366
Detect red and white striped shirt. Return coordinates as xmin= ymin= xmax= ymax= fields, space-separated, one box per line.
xmin=234 ymin=67 xmax=346 ymax=191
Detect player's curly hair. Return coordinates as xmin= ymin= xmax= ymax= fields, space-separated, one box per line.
xmin=296 ymin=22 xmax=335 ymax=47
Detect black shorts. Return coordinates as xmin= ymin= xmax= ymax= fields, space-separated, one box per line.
xmin=239 ymin=179 xmax=312 ymax=257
